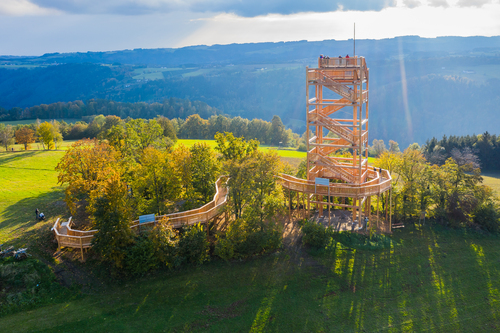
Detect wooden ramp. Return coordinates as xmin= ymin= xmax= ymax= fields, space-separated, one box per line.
xmin=53 ymin=176 xmax=229 ymax=257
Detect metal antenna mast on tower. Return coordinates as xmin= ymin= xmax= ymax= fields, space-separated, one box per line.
xmin=354 ymin=23 xmax=356 ymax=57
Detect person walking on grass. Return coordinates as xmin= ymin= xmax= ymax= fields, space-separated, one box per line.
xmin=35 ymin=208 xmax=39 ymax=220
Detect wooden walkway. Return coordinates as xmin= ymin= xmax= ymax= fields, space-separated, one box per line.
xmin=53 ymin=176 xmax=229 ymax=254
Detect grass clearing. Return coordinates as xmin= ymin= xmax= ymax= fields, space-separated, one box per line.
xmin=2 ymin=223 xmax=500 ymax=331
xmin=481 ymin=171 xmax=500 ymax=196
xmin=0 ymin=151 xmax=67 ymax=245
xmin=1 ymin=140 xmax=77 ymax=152
xmin=0 ymin=119 xmax=81 ymax=127
xmin=2 ymin=145 xmax=500 ymax=330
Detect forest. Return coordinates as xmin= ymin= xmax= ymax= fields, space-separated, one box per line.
xmin=1 ymin=36 xmax=499 ymax=148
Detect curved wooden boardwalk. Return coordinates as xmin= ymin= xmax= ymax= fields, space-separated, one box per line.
xmin=278 ymin=168 xmax=392 ymax=198
xmin=53 ymin=176 xmax=229 ymax=254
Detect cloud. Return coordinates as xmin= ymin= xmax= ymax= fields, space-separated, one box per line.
xmin=403 ymin=0 xmax=421 ymax=8
xmin=428 ymin=0 xmax=449 ymax=7
xmin=28 ymin=0 xmax=398 ymax=16
xmin=456 ymin=0 xmax=492 ymax=7
xmin=0 ymin=0 xmax=60 ymax=15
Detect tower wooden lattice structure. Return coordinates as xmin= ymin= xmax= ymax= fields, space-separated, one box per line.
xmin=279 ymin=55 xmax=392 ymax=231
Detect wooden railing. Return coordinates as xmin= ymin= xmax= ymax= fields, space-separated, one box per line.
xmin=130 ymin=176 xmax=229 ymax=230
xmin=278 ymin=169 xmax=391 ymax=198
xmin=52 ymin=217 xmax=96 ymax=250
xmin=53 ymin=176 xmax=229 ymax=251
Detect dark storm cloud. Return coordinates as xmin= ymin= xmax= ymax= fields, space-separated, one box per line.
xmin=29 ymin=0 xmax=398 ymax=16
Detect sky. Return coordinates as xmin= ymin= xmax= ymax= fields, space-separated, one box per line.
xmin=1 ymin=0 xmax=500 ymax=55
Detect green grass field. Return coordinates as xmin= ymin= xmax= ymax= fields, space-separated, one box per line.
xmin=0 ymin=118 xmax=81 ymax=126
xmin=1 ymin=140 xmax=77 ymax=152
xmin=3 ymin=145 xmax=500 ymax=331
xmin=0 ymin=151 xmax=67 ymax=245
xmin=2 ymin=223 xmax=500 ymax=331
xmin=176 ymin=139 xmax=308 ymax=159
xmin=481 ymin=171 xmax=500 ymax=196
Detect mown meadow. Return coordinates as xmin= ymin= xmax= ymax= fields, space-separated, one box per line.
xmin=1 ymin=145 xmax=500 ymax=332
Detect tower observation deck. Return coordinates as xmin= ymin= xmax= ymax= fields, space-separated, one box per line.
xmin=279 ymin=56 xmax=392 ymax=230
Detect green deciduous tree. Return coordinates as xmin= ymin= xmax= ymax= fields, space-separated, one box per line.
xmin=89 ymin=174 xmax=134 ymax=269
xmin=0 ymin=124 xmax=14 ymax=151
xmin=190 ymin=142 xmax=221 ymax=203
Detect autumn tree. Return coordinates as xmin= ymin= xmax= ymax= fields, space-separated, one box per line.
xmin=389 ymin=140 xmax=400 ymax=153
xmin=15 ymin=127 xmax=35 ymax=150
xmin=0 ymin=124 xmax=14 ymax=151
xmin=50 ymin=120 xmax=63 ymax=149
xmin=56 ymin=139 xmax=123 ymax=214
xmin=370 ymin=139 xmax=387 ymax=157
xmin=37 ymin=121 xmax=54 ymax=149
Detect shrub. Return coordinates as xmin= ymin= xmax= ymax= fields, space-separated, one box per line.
xmin=148 ymin=219 xmax=178 ymax=267
xmin=0 ymin=258 xmax=59 ymax=314
xmin=473 ymin=203 xmax=500 ymax=233
xmin=177 ymin=224 xmax=210 ymax=265
xmin=299 ymin=219 xmax=333 ymax=248
xmin=215 ymin=219 xmax=282 ymax=260
xmin=299 ymin=219 xmax=393 ymax=250
xmin=298 ymin=143 xmax=308 ymax=152
xmin=124 ymin=236 xmax=160 ymax=275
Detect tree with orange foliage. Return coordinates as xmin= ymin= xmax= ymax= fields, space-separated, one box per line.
xmin=56 ymin=139 xmax=123 ymax=214
xmin=15 ymin=127 xmax=35 ymax=150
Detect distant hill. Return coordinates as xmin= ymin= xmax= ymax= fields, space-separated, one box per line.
xmin=1 ymin=35 xmax=499 ymax=147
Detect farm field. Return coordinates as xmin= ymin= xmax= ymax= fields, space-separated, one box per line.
xmin=2 ymin=150 xmax=500 ymax=331
xmin=0 ymin=140 xmax=77 ymax=152
xmin=0 ymin=118 xmax=80 ymax=126
xmin=481 ymin=171 xmax=500 ymax=196
xmin=176 ymin=139 xmax=307 ymax=159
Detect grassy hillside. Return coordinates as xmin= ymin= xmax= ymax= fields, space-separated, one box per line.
xmin=0 ymin=151 xmax=67 ymax=245
xmin=481 ymin=172 xmax=500 ymax=196
xmin=2 ymin=223 xmax=500 ymax=331
xmin=2 ymin=147 xmax=500 ymax=331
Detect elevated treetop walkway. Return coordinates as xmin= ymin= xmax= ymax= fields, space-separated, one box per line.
xmin=53 ymin=176 xmax=229 ymax=259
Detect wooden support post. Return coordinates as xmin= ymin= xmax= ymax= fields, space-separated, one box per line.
xmin=288 ymin=190 xmax=291 ymax=222
xmin=358 ymin=198 xmax=362 ymax=229
xmin=79 ymin=238 xmax=84 ymax=261
xmin=367 ymin=196 xmax=371 ymax=231
xmin=307 ymin=194 xmax=311 ymax=218
xmin=377 ymin=193 xmax=380 ymax=230
xmin=352 ymin=198 xmax=357 ymax=225
xmin=389 ymin=189 xmax=392 ymax=230
xmin=328 ymin=194 xmax=331 ymax=227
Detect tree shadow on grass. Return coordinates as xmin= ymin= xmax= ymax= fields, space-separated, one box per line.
xmin=0 ymin=187 xmax=67 ymax=241
xmin=0 ymin=151 xmax=39 ymax=166
xmin=311 ymin=224 xmax=500 ymax=331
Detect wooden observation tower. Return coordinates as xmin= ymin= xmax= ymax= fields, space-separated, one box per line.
xmin=280 ymin=56 xmax=392 ymax=231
